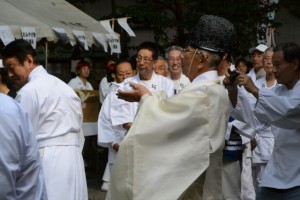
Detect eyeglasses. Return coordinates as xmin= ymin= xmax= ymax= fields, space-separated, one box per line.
xmin=168 ymin=57 xmax=182 ymax=62
xmin=136 ymin=57 xmax=154 ymax=63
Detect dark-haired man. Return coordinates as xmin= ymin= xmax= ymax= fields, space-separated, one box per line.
xmin=224 ymin=42 xmax=300 ymax=200
xmin=2 ymin=39 xmax=88 ymax=200
xmin=98 ymin=60 xmax=135 ymax=191
xmin=107 ymin=15 xmax=236 ymax=200
xmin=114 ymin=41 xmax=174 ymax=131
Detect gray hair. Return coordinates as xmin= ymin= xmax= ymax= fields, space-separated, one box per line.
xmin=196 ymin=49 xmax=222 ymax=68
xmin=263 ymin=47 xmax=274 ymax=57
xmin=165 ymin=46 xmax=183 ymax=59
xmin=157 ymin=56 xmax=168 ymax=70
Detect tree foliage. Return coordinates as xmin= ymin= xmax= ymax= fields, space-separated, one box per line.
xmin=67 ymin=0 xmax=299 ymax=56
xmin=117 ymin=0 xmax=268 ymax=56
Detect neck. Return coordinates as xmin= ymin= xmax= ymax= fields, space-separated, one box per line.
xmin=79 ymin=76 xmax=87 ymax=85
xmin=286 ymin=73 xmax=300 ymax=90
xmin=265 ymin=73 xmax=276 ymax=87
xmin=170 ymin=73 xmax=181 ymax=80
xmin=139 ymin=73 xmax=152 ymax=81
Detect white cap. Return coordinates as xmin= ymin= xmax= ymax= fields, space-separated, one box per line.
xmin=0 ymin=59 xmax=3 ymax=68
xmin=249 ymin=44 xmax=268 ymax=54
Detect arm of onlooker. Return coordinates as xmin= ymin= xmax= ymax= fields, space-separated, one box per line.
xmin=16 ymin=108 xmax=46 ymax=200
xmin=254 ymin=87 xmax=300 ymax=129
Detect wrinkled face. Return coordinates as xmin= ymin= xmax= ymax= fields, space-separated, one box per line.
xmin=251 ymin=51 xmax=264 ymax=70
xmin=263 ymin=50 xmax=274 ymax=75
xmin=115 ymin=62 xmax=134 ymax=83
xmin=154 ymin=59 xmax=168 ymax=77
xmin=272 ymin=50 xmax=298 ymax=88
xmin=167 ymin=49 xmax=182 ymax=75
xmin=236 ymin=61 xmax=248 ymax=74
xmin=3 ymin=56 xmax=32 ymax=88
xmin=181 ymin=46 xmax=200 ymax=81
xmin=78 ymin=66 xmax=90 ymax=79
xmin=136 ymin=49 xmax=155 ymax=80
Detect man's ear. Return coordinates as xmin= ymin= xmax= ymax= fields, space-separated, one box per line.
xmin=25 ymin=54 xmax=34 ymax=65
xmin=197 ymin=52 xmax=209 ymax=64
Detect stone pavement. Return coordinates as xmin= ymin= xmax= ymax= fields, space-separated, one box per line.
xmin=84 ymin=136 xmax=108 ymax=200
xmin=87 ymin=167 xmax=107 ymax=200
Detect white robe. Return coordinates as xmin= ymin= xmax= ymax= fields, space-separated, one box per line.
xmin=110 ymin=72 xmax=175 ymax=127
xmin=68 ymin=76 xmax=93 ymax=90
xmin=107 ymin=71 xmax=229 ymax=200
xmin=16 ymin=66 xmax=88 ymax=200
xmin=99 ymin=76 xmax=111 ymax=103
xmin=255 ymin=80 xmax=300 ymax=189
xmin=0 ymin=94 xmax=47 ymax=200
xmin=168 ymin=73 xmax=191 ymax=94
xmin=98 ymin=84 xmax=128 ymax=182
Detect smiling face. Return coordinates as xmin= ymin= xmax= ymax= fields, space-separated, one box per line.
xmin=3 ymin=55 xmax=34 ymax=88
xmin=136 ymin=49 xmax=155 ymax=80
xmin=167 ymin=49 xmax=182 ymax=76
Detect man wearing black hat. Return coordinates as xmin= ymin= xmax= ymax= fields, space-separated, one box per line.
xmin=106 ymin=15 xmax=236 ymax=200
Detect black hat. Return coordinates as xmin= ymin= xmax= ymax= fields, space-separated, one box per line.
xmin=186 ymin=15 xmax=236 ymax=53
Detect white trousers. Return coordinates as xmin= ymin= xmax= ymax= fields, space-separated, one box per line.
xmin=40 ymin=146 xmax=88 ymax=200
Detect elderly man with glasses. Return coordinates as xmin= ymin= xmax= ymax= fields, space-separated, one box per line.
xmin=110 ymin=41 xmax=174 ymax=131
xmin=106 ymin=15 xmax=236 ymax=200
xmin=165 ymin=46 xmax=191 ymax=94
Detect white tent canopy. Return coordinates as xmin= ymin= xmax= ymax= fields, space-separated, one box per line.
xmin=0 ymin=0 xmax=109 ymax=47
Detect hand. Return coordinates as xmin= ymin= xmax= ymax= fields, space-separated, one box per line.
xmin=116 ymin=82 xmax=151 ymax=102
xmin=112 ymin=143 xmax=120 ymax=152
xmin=236 ymin=75 xmax=259 ymax=99
xmin=250 ymin=139 xmax=257 ymax=151
xmin=223 ymin=70 xmax=239 ymax=107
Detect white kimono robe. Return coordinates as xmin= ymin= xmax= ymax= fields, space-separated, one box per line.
xmin=111 ymin=72 xmax=175 ymax=127
xmin=106 ymin=71 xmax=229 ymax=200
xmin=255 ymin=80 xmax=300 ymax=189
xmin=98 ymin=84 xmax=127 ymax=182
xmin=0 ymin=94 xmax=47 ymax=200
xmin=99 ymin=77 xmax=111 ymax=103
xmin=168 ymin=73 xmax=191 ymax=94
xmin=16 ymin=66 xmax=88 ymax=200
xmin=68 ymin=76 xmax=94 ymax=90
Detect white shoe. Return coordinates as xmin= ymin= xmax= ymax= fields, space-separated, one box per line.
xmin=101 ymin=181 xmax=109 ymax=191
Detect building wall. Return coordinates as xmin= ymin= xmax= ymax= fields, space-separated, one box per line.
xmin=275 ymin=8 xmax=300 ymax=45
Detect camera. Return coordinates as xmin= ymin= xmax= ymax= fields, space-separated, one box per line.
xmin=228 ymin=70 xmax=239 ymax=82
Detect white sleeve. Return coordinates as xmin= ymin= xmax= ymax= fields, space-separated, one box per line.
xmin=254 ymin=88 xmax=300 ymax=129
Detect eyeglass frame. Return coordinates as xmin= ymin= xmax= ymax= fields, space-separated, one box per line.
xmin=136 ymin=56 xmax=154 ymax=63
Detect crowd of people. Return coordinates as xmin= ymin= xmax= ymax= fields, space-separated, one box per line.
xmin=0 ymin=14 xmax=299 ymax=200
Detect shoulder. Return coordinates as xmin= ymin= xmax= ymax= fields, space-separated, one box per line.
xmin=0 ymin=94 xmax=25 ymax=120
xmin=180 ymin=74 xmax=191 ymax=83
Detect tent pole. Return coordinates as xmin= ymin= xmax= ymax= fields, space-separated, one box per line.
xmin=45 ymin=40 xmax=48 ymax=70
